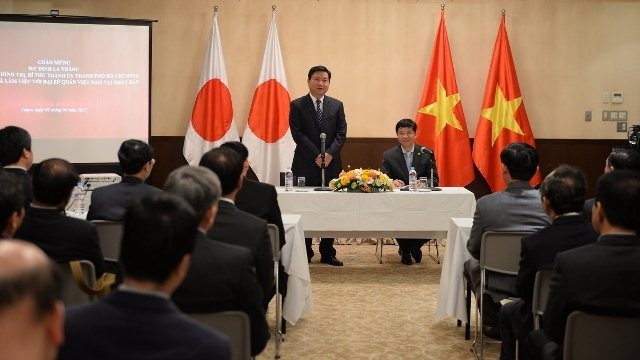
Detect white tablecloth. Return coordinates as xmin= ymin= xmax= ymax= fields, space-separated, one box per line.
xmin=276 ymin=187 xmax=476 ymax=239
xmin=281 ymin=214 xmax=313 ymax=325
xmin=435 ymin=217 xmax=474 ymax=323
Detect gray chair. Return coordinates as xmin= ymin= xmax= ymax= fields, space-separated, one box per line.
xmin=190 ymin=311 xmax=251 ymax=360
xmin=563 ymin=311 xmax=640 ymax=360
xmin=531 ymin=269 xmax=553 ymax=330
xmin=472 ymin=231 xmax=531 ymax=359
xmin=91 ymin=220 xmax=123 ymax=262
xmin=60 ymin=260 xmax=115 ymax=306
xmin=267 ymin=223 xmax=283 ymax=359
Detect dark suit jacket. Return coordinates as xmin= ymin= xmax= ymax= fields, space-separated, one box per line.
xmin=541 ymin=234 xmax=640 ymax=350
xmin=207 ymin=200 xmax=274 ymax=303
xmin=290 ymin=94 xmax=347 ymax=186
xmin=516 ymin=215 xmax=598 ymax=306
xmin=236 ymin=178 xmax=285 ymax=249
xmin=381 ymin=143 xmax=439 ymax=186
xmin=59 ymin=290 xmax=231 ymax=360
xmin=173 ymin=231 xmax=269 ymax=356
xmin=15 ymin=206 xmax=105 ymax=276
xmin=87 ymin=176 xmax=160 ymax=221
xmin=4 ymin=166 xmax=32 ymax=208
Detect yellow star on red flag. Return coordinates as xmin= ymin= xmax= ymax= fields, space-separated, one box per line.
xmin=418 ymin=79 xmax=462 ymax=135
xmin=480 ymin=85 xmax=524 ymax=145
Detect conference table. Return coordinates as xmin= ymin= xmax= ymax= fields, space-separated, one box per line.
xmin=281 ymin=214 xmax=313 ymax=325
xmin=275 ymin=187 xmax=476 ymax=239
xmin=435 ymin=217 xmax=474 ymax=324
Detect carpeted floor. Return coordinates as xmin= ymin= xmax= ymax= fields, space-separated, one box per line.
xmin=257 ymin=243 xmax=500 ymax=359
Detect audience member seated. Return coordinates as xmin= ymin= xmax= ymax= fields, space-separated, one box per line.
xmin=221 ymin=140 xmax=287 ymax=305
xmin=200 ymin=147 xmax=274 ymax=307
xmin=166 ymin=165 xmax=269 ymax=356
xmin=0 ymin=169 xmax=26 ymax=239
xmin=59 ymin=192 xmax=231 ymax=360
xmin=464 ymin=142 xmax=551 ymax=338
xmin=528 ymin=169 xmax=640 ymax=359
xmin=582 ymin=147 xmax=640 ymax=221
xmin=0 ymin=239 xmax=65 ymax=360
xmin=15 ymin=159 xmax=105 ymax=276
xmin=87 ymin=139 xmax=160 ymax=221
xmin=0 ymin=125 xmax=34 ymax=208
xmin=381 ymin=118 xmax=439 ymax=265
xmin=499 ymin=165 xmax=598 ymax=360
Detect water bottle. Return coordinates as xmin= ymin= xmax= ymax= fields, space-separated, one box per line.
xmin=408 ymin=166 xmax=417 ymax=192
xmin=284 ymin=167 xmax=294 ymax=191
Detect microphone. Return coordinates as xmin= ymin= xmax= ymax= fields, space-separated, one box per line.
xmin=419 ymin=146 xmax=432 ymax=155
xmin=320 ymin=133 xmax=326 ymax=158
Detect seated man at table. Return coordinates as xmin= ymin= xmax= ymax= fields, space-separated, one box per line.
xmin=382 ymin=118 xmax=439 ymax=265
xmin=221 ymin=140 xmax=287 ymax=306
xmin=527 ymin=169 xmax=640 ymax=359
xmin=59 ymin=193 xmax=231 ymax=360
xmin=87 ymin=139 xmax=160 ymax=221
xmin=498 ymin=165 xmax=598 ymax=360
xmin=199 ymin=147 xmax=274 ymax=308
xmin=166 ymin=165 xmax=269 ymax=356
xmin=464 ymin=142 xmax=550 ymax=337
xmin=14 ymin=158 xmax=106 ymax=277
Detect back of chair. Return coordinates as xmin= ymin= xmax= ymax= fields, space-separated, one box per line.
xmin=189 ymin=311 xmax=251 ymax=360
xmin=532 ymin=269 xmax=553 ymax=330
xmin=480 ymin=231 xmax=530 ymax=296
xmin=267 ymin=223 xmax=280 ymax=261
xmin=60 ymin=260 xmax=98 ymax=306
xmin=563 ymin=311 xmax=640 ymax=360
xmin=92 ymin=220 xmax=124 ymax=262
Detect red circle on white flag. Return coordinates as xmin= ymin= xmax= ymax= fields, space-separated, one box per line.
xmin=191 ymin=79 xmax=233 ymax=141
xmin=247 ymin=79 xmax=290 ymax=143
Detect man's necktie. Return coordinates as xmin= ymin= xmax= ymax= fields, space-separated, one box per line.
xmin=315 ymin=99 xmax=323 ymax=130
xmin=405 ymin=152 xmax=412 ymax=172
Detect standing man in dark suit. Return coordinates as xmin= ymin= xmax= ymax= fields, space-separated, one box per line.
xmin=87 ymin=139 xmax=160 ymax=221
xmin=0 ymin=125 xmax=33 ymax=208
xmin=59 ymin=192 xmax=231 ymax=360
xmin=499 ymin=165 xmax=598 ymax=360
xmin=166 ymin=165 xmax=269 ymax=356
xmin=528 ymin=170 xmax=640 ymax=359
xmin=15 ymin=158 xmax=105 ymax=277
xmin=464 ymin=142 xmax=550 ymax=337
xmin=290 ymin=65 xmax=347 ymax=266
xmin=0 ymin=169 xmax=26 ymax=239
xmin=382 ymin=118 xmax=439 ymax=265
xmin=199 ymin=147 xmax=274 ymax=307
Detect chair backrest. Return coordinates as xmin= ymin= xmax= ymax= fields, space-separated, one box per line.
xmin=267 ymin=223 xmax=280 ymax=261
xmin=189 ymin=311 xmax=251 ymax=360
xmin=92 ymin=220 xmax=124 ymax=262
xmin=60 ymin=260 xmax=98 ymax=306
xmin=480 ymin=231 xmax=531 ymax=296
xmin=532 ymin=269 xmax=553 ymax=330
xmin=563 ymin=310 xmax=640 ymax=360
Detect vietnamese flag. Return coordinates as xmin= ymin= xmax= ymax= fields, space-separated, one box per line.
xmin=472 ymin=13 xmax=542 ymax=192
xmin=415 ymin=8 xmax=474 ymax=187
xmin=183 ymin=10 xmax=238 ymax=165
xmin=242 ymin=10 xmax=294 ymax=185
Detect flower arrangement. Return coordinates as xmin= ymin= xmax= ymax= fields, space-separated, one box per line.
xmin=329 ymin=168 xmax=394 ymax=192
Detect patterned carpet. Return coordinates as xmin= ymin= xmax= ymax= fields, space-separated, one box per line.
xmin=257 ymin=243 xmax=500 ymax=359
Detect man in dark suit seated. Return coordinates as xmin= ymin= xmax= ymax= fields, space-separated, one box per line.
xmin=87 ymin=139 xmax=160 ymax=221
xmin=221 ymin=140 xmax=287 ymax=303
xmin=59 ymin=192 xmax=231 ymax=360
xmin=0 ymin=239 xmax=65 ymax=360
xmin=381 ymin=118 xmax=439 ymax=265
xmin=166 ymin=165 xmax=269 ymax=356
xmin=527 ymin=170 xmax=640 ymax=360
xmin=499 ymin=165 xmax=598 ymax=360
xmin=0 ymin=125 xmax=34 ymax=208
xmin=582 ymin=147 xmax=640 ymax=221
xmin=0 ymin=169 xmax=26 ymax=239
xmin=464 ymin=142 xmax=551 ymax=337
xmin=199 ymin=147 xmax=274 ymax=308
xmin=15 ymin=158 xmax=105 ymax=277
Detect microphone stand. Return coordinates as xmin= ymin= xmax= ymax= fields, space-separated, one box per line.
xmin=315 ymin=133 xmax=332 ymax=191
